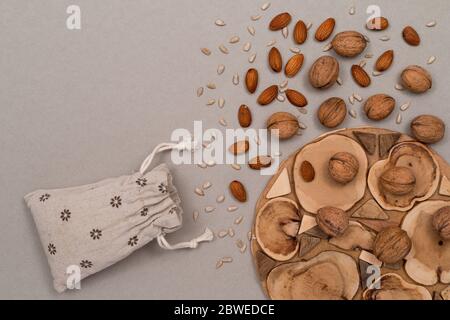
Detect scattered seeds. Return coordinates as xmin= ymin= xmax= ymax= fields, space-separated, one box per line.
xmin=364 ymin=53 xmax=374 ymax=59
xmin=372 ymin=71 xmax=382 ymax=76
xmin=229 ymin=36 xmax=240 ymax=44
xmin=280 ymin=80 xmax=288 ymax=88
xmin=336 ymin=77 xmax=343 ymax=85
xmin=306 ymin=22 xmax=313 ymax=30
xmin=236 ymin=239 xmax=244 ymax=249
xmin=215 ymin=19 xmax=226 ymax=27
xmin=193 ymin=210 xmax=199 ymax=222
xmin=202 ymin=181 xmax=212 ymax=190
xmin=254 ymin=134 xmax=261 ymax=145
xmin=322 ymin=43 xmax=333 ymax=52
xmin=261 ymin=2 xmax=271 ymax=11
xmin=197 ymin=162 xmax=207 ymax=169
xmin=218 ymin=98 xmax=225 ymax=108
xmin=359 ymin=60 xmax=367 ymax=68
xmin=240 ymin=243 xmax=247 ymax=253
xmin=353 ymin=93 xmax=363 ymax=102
xmin=206 ymin=99 xmax=216 ymax=106
xmin=380 ymin=36 xmax=390 ymax=41
xmin=426 ymin=20 xmax=437 ymax=27
xmin=349 ymin=95 xmax=355 ymax=105
xmin=234 ymin=216 xmax=244 ymax=225
xmin=219 ymin=118 xmax=227 ymax=127
xmin=197 ymin=87 xmax=204 ymax=97
xmin=218 ymin=230 xmax=228 ymax=238
xmin=216 ymin=259 xmax=224 ymax=269
xmin=298 ymin=121 xmax=307 ymax=130
xmin=243 ymin=42 xmax=251 ymax=52
xmin=207 ymin=83 xmax=216 ymax=89
xmin=251 ymin=15 xmax=262 ymax=21
xmin=400 ymin=101 xmax=411 ymax=111
xmin=273 ymin=151 xmax=282 ymax=157
xmin=427 ymin=56 xmax=436 ymax=64
xmin=247 ymin=26 xmax=255 ymax=36
xmin=195 ymin=187 xmax=205 ymax=196
xmin=290 ymin=47 xmax=301 ymax=54
xmin=216 ymin=195 xmax=225 ymax=203
xmin=248 ymin=53 xmax=257 ymax=63
xmin=395 ymin=83 xmax=405 ymax=90
xmin=228 ymin=206 xmax=238 ymax=212
xmin=232 ymin=73 xmax=239 ymax=85
xmin=298 ymin=107 xmax=308 ymax=114
xmin=222 ymin=257 xmax=233 ymax=263
xmin=231 ymin=164 xmax=241 ymax=170
xmin=228 ymin=228 xmax=235 ymax=238
xmin=266 ymin=39 xmax=276 ymax=47
xmin=206 ymin=159 xmax=216 ymax=167
xmin=277 ymin=94 xmax=286 ymax=102
xmin=349 ymin=6 xmax=356 ymax=15
xmin=282 ymin=27 xmax=289 ymax=38
xmin=219 ymin=44 xmax=229 ymax=54
xmin=217 ymin=64 xmax=225 ymax=75
xmin=396 ymin=113 xmax=403 ymax=124
xmin=204 ymin=206 xmax=216 ymax=213
xmin=201 ymin=48 xmax=211 ymax=56
xmin=247 ymin=231 xmax=253 ymax=241
xmin=349 ymin=109 xmax=357 ymax=119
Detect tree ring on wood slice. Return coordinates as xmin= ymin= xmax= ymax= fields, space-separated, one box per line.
xmin=363 ymin=273 xmax=432 ymax=300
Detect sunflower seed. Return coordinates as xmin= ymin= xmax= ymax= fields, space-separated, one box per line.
xmin=282 ymin=27 xmax=289 ymax=38
xmin=298 ymin=107 xmax=308 ymax=114
xmin=236 ymin=239 xmax=244 ymax=248
xmin=380 ymin=36 xmax=390 ymax=41
xmin=218 ymin=230 xmax=228 ymax=238
xmin=247 ymin=231 xmax=253 ymax=241
xmin=228 ymin=228 xmax=235 ymax=238
xmin=280 ymin=80 xmax=288 ymax=88
xmin=207 ymin=83 xmax=216 ymax=89
xmin=251 ymin=15 xmax=262 ymax=21
xmin=349 ymin=109 xmax=357 ymax=119
xmin=205 ymin=206 xmax=216 ymax=213
xmin=279 ymin=86 xmax=287 ymax=93
xmin=219 ymin=44 xmax=229 ymax=54
xmin=247 ymin=26 xmax=255 ymax=36
xmin=261 ymin=2 xmax=271 ymax=11
xmin=359 ymin=60 xmax=367 ymax=68
xmin=427 ymin=56 xmax=436 ymax=64
xmin=276 ymin=94 xmax=285 ymax=102
xmin=266 ymin=39 xmax=276 ymax=47
xmin=234 ymin=216 xmax=244 ymax=225
xmin=248 ymin=53 xmax=257 ymax=63
xmin=363 ymin=35 xmax=371 ymax=43
xmin=221 ymin=257 xmax=233 ymax=263
xmin=232 ymin=73 xmax=239 ymax=85
xmin=296 ymin=129 xmax=304 ymax=136
xmin=322 ymin=43 xmax=333 ymax=52
xmin=215 ymin=19 xmax=226 ymax=27
xmin=336 ymin=77 xmax=343 ymax=85
xmin=396 ymin=113 xmax=402 ymax=124
xmin=217 ymin=64 xmax=225 ymax=75
xmin=202 ymin=181 xmax=212 ymax=190
xmin=231 ymin=164 xmax=241 ymax=170
xmin=273 ymin=151 xmax=282 ymax=157
xmin=197 ymin=87 xmax=204 ymax=97
xmin=349 ymin=6 xmax=356 ymax=15
xmin=206 ymin=99 xmax=216 ymax=106
xmin=372 ymin=71 xmax=382 ymax=76
xmin=426 ymin=20 xmax=437 ymax=27
xmin=218 ymin=98 xmax=225 ymax=108
xmin=219 ymin=117 xmax=227 ymax=127
xmin=201 ymin=48 xmax=211 ymax=56
xmin=349 ymin=95 xmax=355 ymax=105
xmin=227 ymin=206 xmax=238 ymax=212
xmin=240 ymin=243 xmax=247 ymax=253
xmin=229 ymin=36 xmax=240 ymax=44
xmin=216 ymin=195 xmax=225 ymax=203
xmin=290 ymin=47 xmax=301 ymax=54
xmin=298 ymin=121 xmax=307 ymax=130
xmin=254 ymin=134 xmax=261 ymax=145
xmin=400 ymin=101 xmax=411 ymax=111
xmin=364 ymin=53 xmax=374 ymax=59
xmin=206 ymin=159 xmax=216 ymax=167
xmin=395 ymin=83 xmax=405 ymax=90
xmin=353 ymin=93 xmax=363 ymax=102
xmin=306 ymin=22 xmax=313 ymax=30
xmin=216 ymin=259 xmax=224 ymax=269
xmin=243 ymin=42 xmax=251 ymax=52
xmin=197 ymin=162 xmax=207 ymax=169
xmin=195 ymin=188 xmax=205 ymax=196
xmin=193 ymin=210 xmax=199 ymax=222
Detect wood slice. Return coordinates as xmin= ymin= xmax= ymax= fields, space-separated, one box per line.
xmin=251 ymin=127 xmax=450 ymax=300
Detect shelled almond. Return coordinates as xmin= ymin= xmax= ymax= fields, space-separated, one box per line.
xmin=403 ymin=26 xmax=420 ymax=46
xmin=238 ymin=105 xmax=252 ymax=128
xmin=315 ymin=18 xmax=335 ymax=42
xmin=375 ymin=50 xmax=394 ymax=72
xmin=285 ymin=54 xmax=304 ymax=78
xmin=293 ymin=20 xmax=308 ymax=44
xmin=351 ymin=65 xmax=371 ymax=87
xmin=269 ymin=12 xmax=292 ymax=31
xmin=245 ymin=69 xmax=259 ymax=94
xmin=257 ymin=85 xmax=278 ymax=105
xmin=268 ymin=47 xmax=283 ymax=73
xmin=285 ymin=89 xmax=308 ymax=108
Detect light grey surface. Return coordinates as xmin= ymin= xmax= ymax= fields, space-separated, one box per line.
xmin=0 ymin=0 xmax=449 ymax=299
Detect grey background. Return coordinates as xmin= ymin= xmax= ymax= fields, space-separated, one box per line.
xmin=0 ymin=0 xmax=449 ymax=299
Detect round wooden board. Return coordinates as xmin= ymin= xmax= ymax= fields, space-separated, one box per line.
xmin=251 ymin=127 xmax=450 ymax=300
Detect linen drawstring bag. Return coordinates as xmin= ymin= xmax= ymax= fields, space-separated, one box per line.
xmin=24 ymin=139 xmax=213 ymax=293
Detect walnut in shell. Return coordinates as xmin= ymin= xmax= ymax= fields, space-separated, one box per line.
xmin=401 ymin=65 xmax=432 ymax=93
xmin=328 ymin=152 xmax=359 ymax=184
xmin=266 ymin=112 xmax=300 ymax=140
xmin=364 ymin=94 xmax=396 ymax=121
xmin=380 ymin=167 xmax=416 ymax=196
xmin=309 ymin=56 xmax=339 ymax=89
xmin=317 ymin=97 xmax=347 ymax=128
xmin=331 ymin=31 xmax=367 ymax=57
xmin=433 ymin=206 xmax=450 ymax=240
xmin=374 ymin=227 xmax=412 ymax=264
xmin=411 ymin=115 xmax=445 ymax=144
xmin=316 ymin=207 xmax=349 ymax=237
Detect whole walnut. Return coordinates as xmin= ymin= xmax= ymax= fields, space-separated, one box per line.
xmin=380 ymin=167 xmax=416 ymax=196
xmin=316 ymin=206 xmax=349 ymax=237
xmin=432 ymin=206 xmax=450 ymax=240
xmin=328 ymin=152 xmax=359 ymax=184
xmin=266 ymin=112 xmax=300 ymax=140
xmin=331 ymin=31 xmax=367 ymax=57
xmin=374 ymin=227 xmax=412 ymax=264
xmin=309 ymin=56 xmax=340 ymax=89
xmin=317 ymin=97 xmax=347 ymax=128
xmin=364 ymin=94 xmax=396 ymax=121
xmin=411 ymin=115 xmax=445 ymax=144
xmin=401 ymin=65 xmax=432 ymax=94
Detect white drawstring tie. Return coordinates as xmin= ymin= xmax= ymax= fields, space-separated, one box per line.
xmin=156 ymin=228 xmax=214 ymax=250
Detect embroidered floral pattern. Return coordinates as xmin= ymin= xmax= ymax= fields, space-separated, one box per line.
xmin=60 ymin=209 xmax=71 ymax=222
xmin=140 ymin=207 xmax=149 ymax=217
xmin=169 ymin=207 xmax=178 ymax=215
xmin=90 ymin=229 xmax=102 ymax=240
xmin=136 ymin=178 xmax=147 ymax=187
xmin=158 ymin=183 xmax=168 ymax=194
xmin=48 ymin=243 xmax=56 ymax=255
xmin=110 ymin=196 xmax=122 ymax=208
xmin=80 ymin=260 xmax=93 ymax=268
xmin=128 ymin=236 xmax=138 ymax=247
xmin=39 ymin=194 xmax=51 ymax=202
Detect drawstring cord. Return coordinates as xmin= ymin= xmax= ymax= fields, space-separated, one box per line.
xmin=140 ymin=138 xmax=214 ymax=250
